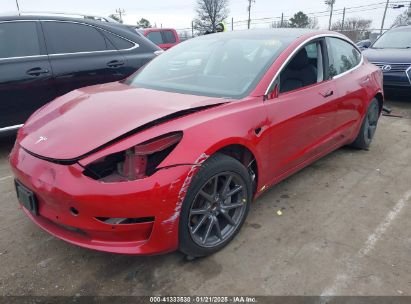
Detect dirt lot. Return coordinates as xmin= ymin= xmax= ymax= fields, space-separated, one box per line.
xmin=0 ymin=98 xmax=410 ymax=297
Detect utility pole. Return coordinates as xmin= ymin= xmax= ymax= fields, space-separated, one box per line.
xmin=380 ymin=0 xmax=389 ymax=35
xmin=341 ymin=7 xmax=346 ymax=30
xmin=231 ymin=17 xmax=234 ymax=31
xmin=325 ymin=0 xmax=336 ymax=30
xmin=191 ymin=20 xmax=194 ymax=37
xmin=280 ymin=13 xmax=284 ymax=27
xmin=115 ymin=8 xmax=125 ymax=23
xmin=15 ymin=0 xmax=20 ymax=15
xmin=247 ymin=0 xmax=255 ymax=29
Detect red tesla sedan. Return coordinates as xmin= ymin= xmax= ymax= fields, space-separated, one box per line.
xmin=10 ymin=29 xmax=383 ymax=257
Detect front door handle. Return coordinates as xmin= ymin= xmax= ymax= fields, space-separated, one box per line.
xmin=320 ymin=90 xmax=334 ymax=98
xmin=107 ymin=60 xmax=125 ymax=68
xmin=26 ymin=67 xmax=49 ymax=77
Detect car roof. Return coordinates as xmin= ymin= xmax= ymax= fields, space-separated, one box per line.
xmin=0 ymin=14 xmax=127 ymax=31
xmin=143 ymin=28 xmax=176 ymax=31
xmin=390 ymin=25 xmax=411 ymax=31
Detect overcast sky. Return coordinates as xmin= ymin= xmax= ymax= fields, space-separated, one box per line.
xmin=1 ymin=0 xmax=408 ymax=31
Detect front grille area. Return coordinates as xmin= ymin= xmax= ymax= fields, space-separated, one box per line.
xmin=372 ymin=62 xmax=411 ymax=73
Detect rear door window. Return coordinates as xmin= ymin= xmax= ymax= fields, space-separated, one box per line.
xmin=163 ymin=31 xmax=176 ymax=43
xmin=326 ymin=37 xmax=361 ymax=78
xmin=0 ymin=22 xmax=41 ymax=58
xmin=146 ymin=31 xmax=164 ymax=44
xmin=104 ymin=32 xmax=135 ymax=50
xmin=42 ymin=21 xmax=110 ymax=54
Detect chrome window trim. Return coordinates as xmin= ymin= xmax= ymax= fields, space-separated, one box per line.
xmin=0 ymin=124 xmax=23 ymax=132
xmin=264 ymin=33 xmax=363 ymax=95
xmin=332 ymin=55 xmax=364 ymax=79
xmin=371 ymin=62 xmax=411 ymax=65
xmin=0 ymin=19 xmax=139 ymax=60
xmin=0 ymin=54 xmax=48 ymax=61
xmin=406 ymin=66 xmax=411 ymax=85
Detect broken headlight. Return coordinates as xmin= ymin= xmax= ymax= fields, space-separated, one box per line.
xmin=83 ymin=132 xmax=182 ymax=182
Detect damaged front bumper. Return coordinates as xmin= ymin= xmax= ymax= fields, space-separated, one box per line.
xmin=10 ymin=145 xmax=194 ymax=255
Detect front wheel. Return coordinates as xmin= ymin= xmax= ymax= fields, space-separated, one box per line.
xmin=350 ymin=98 xmax=380 ymax=149
xmin=179 ymin=154 xmax=252 ymax=258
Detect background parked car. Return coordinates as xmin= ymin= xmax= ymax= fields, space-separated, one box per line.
xmin=0 ymin=14 xmax=161 ymax=133
xmin=363 ymin=25 xmax=411 ymax=95
xmin=356 ymin=39 xmax=372 ymax=51
xmin=137 ymin=28 xmax=180 ymax=50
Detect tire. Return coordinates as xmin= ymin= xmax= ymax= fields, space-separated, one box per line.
xmin=179 ymin=153 xmax=252 ymax=258
xmin=350 ymin=98 xmax=380 ymax=150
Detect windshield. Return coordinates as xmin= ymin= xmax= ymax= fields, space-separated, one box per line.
xmin=125 ymin=34 xmax=290 ymax=99
xmin=372 ymin=29 xmax=411 ymax=49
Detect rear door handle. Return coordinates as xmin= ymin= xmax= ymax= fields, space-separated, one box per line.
xmin=107 ymin=60 xmax=125 ymax=68
xmin=320 ymin=90 xmax=334 ymax=98
xmin=26 ymin=67 xmax=49 ymax=77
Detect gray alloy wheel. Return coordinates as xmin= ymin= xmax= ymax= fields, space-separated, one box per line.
xmin=188 ymin=172 xmax=247 ymax=248
xmin=363 ymin=101 xmax=379 ymax=146
xmin=179 ymin=153 xmax=252 ymax=258
xmin=350 ymin=98 xmax=380 ymax=149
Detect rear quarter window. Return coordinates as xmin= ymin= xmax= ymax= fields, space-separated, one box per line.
xmin=104 ymin=32 xmax=135 ymax=50
xmin=163 ymin=30 xmax=176 ymax=43
xmin=326 ymin=37 xmax=361 ymax=77
xmin=146 ymin=31 xmax=164 ymax=44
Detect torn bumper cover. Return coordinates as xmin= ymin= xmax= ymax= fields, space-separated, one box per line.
xmin=10 ymin=146 xmax=194 ymax=255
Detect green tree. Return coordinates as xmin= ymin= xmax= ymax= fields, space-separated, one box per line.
xmin=289 ymin=11 xmax=310 ymax=28
xmin=108 ymin=14 xmax=122 ymax=23
xmin=136 ymin=18 xmax=152 ymax=29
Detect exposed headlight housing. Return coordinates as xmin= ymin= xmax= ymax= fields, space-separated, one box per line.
xmin=83 ymin=132 xmax=182 ymax=182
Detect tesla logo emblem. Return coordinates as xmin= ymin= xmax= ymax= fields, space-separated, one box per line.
xmin=382 ymin=65 xmax=392 ymax=72
xmin=35 ymin=136 xmax=47 ymax=144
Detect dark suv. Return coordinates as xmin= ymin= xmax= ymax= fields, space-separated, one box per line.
xmin=0 ymin=15 xmax=161 ymax=133
xmin=363 ymin=26 xmax=411 ymax=94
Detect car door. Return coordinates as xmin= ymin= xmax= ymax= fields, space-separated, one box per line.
xmin=0 ymin=20 xmax=55 ymax=129
xmin=264 ymin=38 xmax=339 ymax=178
xmin=325 ymin=37 xmax=367 ymax=140
xmin=41 ymin=20 xmax=128 ymax=97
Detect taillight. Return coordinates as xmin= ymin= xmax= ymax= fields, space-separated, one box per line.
xmin=83 ymin=132 xmax=182 ymax=182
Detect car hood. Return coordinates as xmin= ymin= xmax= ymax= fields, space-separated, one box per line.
xmin=363 ymin=48 xmax=411 ymax=63
xmin=20 ymin=82 xmax=225 ymax=161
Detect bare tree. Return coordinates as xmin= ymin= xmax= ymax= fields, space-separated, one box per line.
xmin=270 ymin=20 xmax=290 ymax=28
xmin=332 ymin=17 xmax=372 ymax=31
xmin=391 ymin=10 xmax=411 ymax=27
xmin=193 ymin=0 xmax=229 ymax=34
xmin=332 ymin=17 xmax=372 ymax=41
xmin=308 ymin=17 xmax=319 ymax=29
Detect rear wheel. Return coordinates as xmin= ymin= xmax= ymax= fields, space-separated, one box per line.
xmin=350 ymin=98 xmax=380 ymax=149
xmin=179 ymin=154 xmax=252 ymax=257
